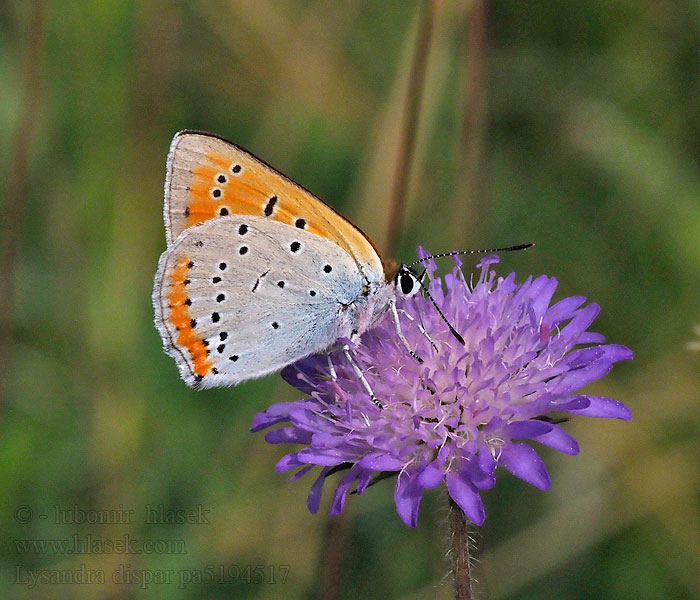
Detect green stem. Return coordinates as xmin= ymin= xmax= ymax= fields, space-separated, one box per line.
xmin=0 ymin=0 xmax=50 ymax=414
xmin=385 ymin=0 xmax=438 ymax=255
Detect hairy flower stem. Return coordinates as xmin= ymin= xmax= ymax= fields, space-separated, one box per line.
xmin=449 ymin=495 xmax=473 ymax=600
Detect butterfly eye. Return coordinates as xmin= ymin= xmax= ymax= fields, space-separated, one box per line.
xmin=396 ymin=268 xmax=420 ymax=297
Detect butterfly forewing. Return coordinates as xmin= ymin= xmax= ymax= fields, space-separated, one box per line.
xmin=153 ymin=216 xmax=364 ymax=388
xmin=165 ymin=131 xmax=383 ymax=279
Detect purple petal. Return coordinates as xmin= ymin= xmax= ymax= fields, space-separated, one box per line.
xmin=499 ymin=443 xmax=551 ymax=490
xmin=265 ymin=427 xmax=312 ymax=444
xmin=560 ymin=303 xmax=600 ymax=339
xmin=446 ymin=472 xmax=485 ymax=526
xmin=394 ymin=473 xmax=424 ymax=527
xmin=567 ymin=396 xmax=632 ymax=420
xmin=297 ymin=448 xmax=350 ymax=466
xmin=250 ymin=402 xmax=295 ymax=431
xmin=545 ymin=296 xmax=586 ymax=324
xmin=280 ymin=365 xmax=310 ymax=393
xmin=556 ymin=396 xmax=591 ymax=411
xmin=511 ymin=394 xmax=561 ymax=420
xmin=417 ymin=458 xmax=445 ymax=489
xmin=552 ymin=360 xmax=613 ymax=395
xmin=416 ymin=445 xmax=450 ymax=489
xmin=564 ymin=347 xmax=604 ymax=369
xmin=529 ymin=277 xmax=558 ymax=319
xmin=288 ymin=406 xmax=324 ymax=428
xmin=330 ymin=468 xmax=360 ymax=516
xmin=417 ymin=245 xmax=437 ymax=273
xmin=601 ymin=344 xmax=633 ymax=363
xmin=276 ymin=453 xmax=306 ymax=472
xmin=281 ymin=361 xmax=328 ymax=394
xmin=464 ymin=459 xmax=497 ymax=490
xmin=356 ymin=470 xmax=373 ymax=495
xmin=311 ymin=432 xmax=351 ymax=448
xmin=307 ymin=468 xmax=330 ymax=513
xmin=290 ymin=465 xmax=313 ymax=482
xmin=477 ymin=446 xmax=496 ymax=476
xmin=577 ymin=332 xmax=606 ymax=344
xmin=476 ymin=254 xmax=499 ymax=269
xmin=531 ymin=423 xmax=580 ymax=455
xmin=483 ymin=416 xmax=506 ymax=434
xmin=358 ymin=453 xmax=405 ymax=471
xmin=506 ymin=420 xmax=553 ymax=440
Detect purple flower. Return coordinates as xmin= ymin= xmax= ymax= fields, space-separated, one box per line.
xmin=252 ymin=251 xmax=632 ymax=527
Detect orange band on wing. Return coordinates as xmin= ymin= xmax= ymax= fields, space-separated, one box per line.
xmin=192 ymin=165 xmax=218 ymax=181
xmin=185 ymin=152 xmax=325 ymax=237
xmin=207 ymin=153 xmax=232 ymax=170
xmin=168 ymin=257 xmax=211 ymax=378
xmin=167 ymin=133 xmax=385 ymax=274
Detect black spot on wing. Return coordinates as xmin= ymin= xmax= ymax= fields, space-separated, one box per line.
xmin=264 ymin=196 xmax=278 ymax=216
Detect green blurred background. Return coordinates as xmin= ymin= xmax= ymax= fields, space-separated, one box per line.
xmin=2 ymin=1 xmax=699 ymax=598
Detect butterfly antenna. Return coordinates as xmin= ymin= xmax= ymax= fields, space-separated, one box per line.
xmin=415 ymin=277 xmax=465 ymax=345
xmin=407 ymin=242 xmax=534 ymax=268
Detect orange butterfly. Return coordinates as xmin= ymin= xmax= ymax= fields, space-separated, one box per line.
xmin=153 ymin=131 xmax=423 ymax=390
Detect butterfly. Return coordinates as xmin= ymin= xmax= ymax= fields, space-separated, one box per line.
xmin=153 ymin=130 xmax=426 ymax=389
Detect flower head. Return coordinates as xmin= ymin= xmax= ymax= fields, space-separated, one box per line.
xmin=252 ymin=251 xmax=632 ymax=527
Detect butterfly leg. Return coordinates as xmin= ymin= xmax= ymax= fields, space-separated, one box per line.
xmin=326 ymin=355 xmax=338 ymax=382
xmin=395 ymin=306 xmax=438 ymax=352
xmin=342 ymin=344 xmax=381 ymax=408
xmin=388 ymin=298 xmax=424 ymax=363
xmin=325 ymin=354 xmax=349 ymax=404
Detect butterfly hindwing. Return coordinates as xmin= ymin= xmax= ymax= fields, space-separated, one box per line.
xmin=153 ymin=215 xmax=364 ymax=388
xmin=164 ymin=131 xmax=384 ymax=279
